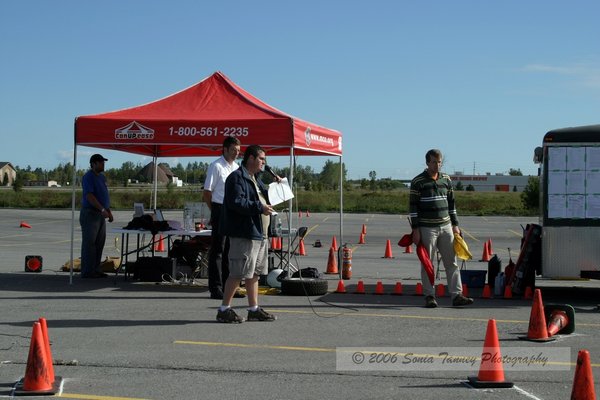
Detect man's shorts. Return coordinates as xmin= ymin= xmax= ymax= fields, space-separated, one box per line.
xmin=228 ymin=237 xmax=269 ymax=279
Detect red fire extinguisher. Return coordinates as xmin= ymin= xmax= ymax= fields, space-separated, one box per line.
xmin=342 ymin=244 xmax=352 ymax=280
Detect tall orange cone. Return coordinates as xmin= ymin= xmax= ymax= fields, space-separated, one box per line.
xmin=270 ymin=237 xmax=277 ymax=250
xmin=391 ymin=282 xmax=403 ymax=295
xmin=479 ymin=240 xmax=491 ymax=262
xmin=415 ymin=282 xmax=423 ymax=296
xmin=468 ymin=319 xmax=514 ymax=388
xmin=298 ymin=239 xmax=306 ymax=256
xmin=482 ymin=284 xmax=492 ymax=299
xmin=361 ymin=224 xmax=367 ymax=235
xmin=298 ymin=210 xmax=302 ymax=219
xmin=354 ymin=280 xmax=366 ymax=294
xmin=325 ymin=247 xmax=338 ymax=274
xmin=38 ymin=318 xmax=55 ymax=383
xmin=277 ymin=237 xmax=283 ymax=250
xmin=436 ymin=283 xmax=445 ymax=297
xmin=20 ymin=221 xmax=32 ymax=228
xmin=462 ymin=283 xmax=469 ymax=297
xmin=15 ymin=322 xmax=58 ymax=395
xmin=571 ymin=350 xmax=596 ymax=400
xmin=519 ymin=289 xmax=554 ymax=342
xmin=523 ymin=286 xmax=533 ymax=299
xmin=335 ymin=279 xmax=346 ymax=293
xmin=306 ymin=210 xmax=310 ymax=217
xmin=383 ymin=240 xmax=394 ymax=258
xmin=374 ymin=280 xmax=385 ymax=295
xmin=403 ymin=245 xmax=413 ymax=254
xmin=331 ymin=236 xmax=338 ymax=251
xmin=358 ymin=233 xmax=365 ymax=244
xmin=487 ymin=238 xmax=494 ymax=255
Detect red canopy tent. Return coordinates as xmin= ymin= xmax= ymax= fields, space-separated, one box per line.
xmin=69 ymin=71 xmax=343 ymax=283
xmin=75 ymin=71 xmax=342 ymax=158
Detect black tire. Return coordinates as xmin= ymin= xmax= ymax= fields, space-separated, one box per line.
xmin=280 ymin=278 xmax=329 ymax=296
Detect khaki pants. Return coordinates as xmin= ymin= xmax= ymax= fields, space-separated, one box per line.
xmin=419 ymin=223 xmax=462 ymax=298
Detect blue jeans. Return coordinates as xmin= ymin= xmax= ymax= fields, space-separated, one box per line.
xmin=79 ymin=208 xmax=106 ymax=276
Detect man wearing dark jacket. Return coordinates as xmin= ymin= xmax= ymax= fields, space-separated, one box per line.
xmin=216 ymin=145 xmax=277 ymax=323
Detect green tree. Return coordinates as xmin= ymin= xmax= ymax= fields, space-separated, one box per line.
xmin=455 ymin=181 xmax=464 ymax=191
xmin=466 ymin=184 xmax=475 ymax=191
xmin=521 ymin=176 xmax=539 ymax=210
xmin=508 ymin=168 xmax=523 ymax=176
xmin=368 ymin=170 xmax=377 ymax=191
xmin=319 ymin=160 xmax=346 ymax=190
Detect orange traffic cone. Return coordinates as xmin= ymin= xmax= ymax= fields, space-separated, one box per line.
xmin=482 ymin=284 xmax=492 ymax=299
xmin=331 ymin=236 xmax=338 ymax=251
xmin=487 ymin=238 xmax=494 ymax=255
xmin=16 ymin=322 xmax=57 ymax=395
xmin=298 ymin=211 xmax=302 ymax=219
xmin=503 ymin=284 xmax=513 ymax=299
xmin=403 ymin=245 xmax=413 ymax=254
xmin=436 ymin=283 xmax=445 ymax=297
xmin=277 ymin=237 xmax=283 ymax=250
xmin=335 ymin=280 xmax=346 ymax=293
xmin=355 ymin=280 xmax=366 ymax=294
xmin=479 ymin=240 xmax=491 ymax=262
xmin=361 ymin=224 xmax=367 ymax=235
xmin=523 ymin=286 xmax=533 ymax=299
xmin=358 ymin=233 xmax=365 ymax=244
xmin=374 ymin=280 xmax=385 ymax=295
xmin=154 ymin=235 xmax=165 ymax=252
xmin=391 ymin=282 xmax=403 ymax=295
xmin=38 ymin=318 xmax=55 ymax=383
xmin=415 ymin=282 xmax=423 ymax=296
xmin=571 ymin=350 xmax=596 ymax=400
xmin=383 ymin=240 xmax=394 ymax=258
xmin=298 ymin=239 xmax=306 ymax=256
xmin=462 ymin=283 xmax=469 ymax=297
xmin=468 ymin=319 xmax=514 ymax=388
xmin=519 ymin=289 xmax=554 ymax=342
xmin=270 ymin=237 xmax=277 ymax=250
xmin=306 ymin=210 xmax=310 ymax=217
xmin=20 ymin=221 xmax=32 ymax=228
xmin=325 ymin=247 xmax=338 ymax=274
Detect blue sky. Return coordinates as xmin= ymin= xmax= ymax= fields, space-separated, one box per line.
xmin=1 ymin=0 xmax=600 ymax=180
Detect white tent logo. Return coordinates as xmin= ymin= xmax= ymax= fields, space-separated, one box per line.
xmin=115 ymin=121 xmax=155 ymax=140
xmin=304 ymin=127 xmax=312 ymax=146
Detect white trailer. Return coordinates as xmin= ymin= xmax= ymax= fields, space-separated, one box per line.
xmin=535 ymin=124 xmax=600 ymax=278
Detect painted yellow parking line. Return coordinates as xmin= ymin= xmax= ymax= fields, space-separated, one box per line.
xmin=174 ymin=340 xmax=333 ymax=352
xmin=173 ymin=340 xmax=600 ymax=368
xmin=265 ymin=309 xmax=600 ymax=328
xmin=508 ymin=229 xmax=523 ymax=238
xmin=457 ymin=228 xmax=480 ymax=243
xmin=58 ymin=393 xmax=150 ymax=400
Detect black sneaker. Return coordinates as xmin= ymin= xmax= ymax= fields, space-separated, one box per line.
xmin=452 ymin=294 xmax=474 ymax=307
xmin=425 ymin=295 xmax=438 ymax=308
xmin=216 ymin=308 xmax=244 ymax=323
xmin=247 ymin=307 xmax=277 ymax=321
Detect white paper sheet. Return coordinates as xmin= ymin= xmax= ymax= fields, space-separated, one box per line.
xmin=268 ymin=178 xmax=294 ymax=206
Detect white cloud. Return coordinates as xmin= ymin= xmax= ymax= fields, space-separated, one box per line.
xmin=521 ymin=62 xmax=600 ymax=88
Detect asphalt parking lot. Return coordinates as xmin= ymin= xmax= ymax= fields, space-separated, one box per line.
xmin=0 ymin=209 xmax=598 ymax=399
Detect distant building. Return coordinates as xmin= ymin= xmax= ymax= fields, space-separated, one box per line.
xmin=450 ymin=172 xmax=531 ymax=192
xmin=138 ymin=162 xmax=179 ymax=185
xmin=24 ymin=180 xmax=61 ymax=187
xmin=0 ymin=162 xmax=16 ymax=186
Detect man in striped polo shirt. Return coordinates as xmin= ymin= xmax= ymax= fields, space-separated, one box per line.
xmin=410 ymin=149 xmax=474 ymax=308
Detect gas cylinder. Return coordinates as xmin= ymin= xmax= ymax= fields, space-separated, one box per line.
xmin=342 ymin=244 xmax=352 ymax=280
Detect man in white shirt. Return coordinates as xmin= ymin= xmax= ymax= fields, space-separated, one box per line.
xmin=203 ymin=137 xmax=241 ymax=299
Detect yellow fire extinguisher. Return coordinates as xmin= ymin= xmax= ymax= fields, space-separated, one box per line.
xmin=342 ymin=244 xmax=352 ymax=280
